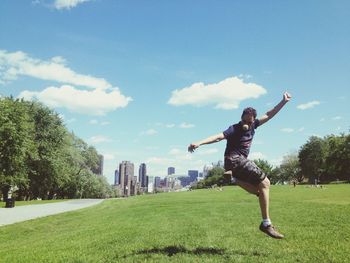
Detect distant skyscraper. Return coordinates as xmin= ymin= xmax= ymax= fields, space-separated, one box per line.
xmin=119 ymin=161 xmax=134 ymax=197
xmin=168 ymin=167 xmax=175 ymax=175
xmin=114 ymin=169 xmax=119 ymax=185
xmin=155 ymin=176 xmax=161 ymax=188
xmin=188 ymin=170 xmax=199 ymax=183
xmin=178 ymin=176 xmax=191 ymax=187
xmin=130 ymin=176 xmax=138 ymax=196
xmin=139 ymin=163 xmax=147 ymax=188
xmin=147 ymin=176 xmax=154 ymax=193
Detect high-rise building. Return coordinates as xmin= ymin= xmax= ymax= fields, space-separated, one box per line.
xmin=130 ymin=176 xmax=138 ymax=196
xmin=114 ymin=169 xmax=119 ymax=185
xmin=188 ymin=170 xmax=199 ymax=183
xmin=147 ymin=176 xmax=154 ymax=193
xmin=119 ymin=161 xmax=134 ymax=197
xmin=155 ymin=176 xmax=161 ymax=188
xmin=168 ymin=167 xmax=175 ymax=175
xmin=139 ymin=163 xmax=147 ymax=188
xmin=178 ymin=176 xmax=191 ymax=187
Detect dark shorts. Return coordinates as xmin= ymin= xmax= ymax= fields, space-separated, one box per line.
xmin=224 ymin=155 xmax=266 ymax=186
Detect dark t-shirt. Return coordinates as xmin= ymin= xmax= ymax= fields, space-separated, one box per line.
xmin=223 ymin=119 xmax=260 ymax=158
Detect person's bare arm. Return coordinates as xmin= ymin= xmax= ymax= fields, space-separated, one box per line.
xmin=188 ymin=133 xmax=225 ymax=153
xmin=259 ymin=92 xmax=292 ymax=126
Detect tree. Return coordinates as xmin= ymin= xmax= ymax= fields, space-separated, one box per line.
xmin=253 ymin=159 xmax=273 ymax=177
xmin=324 ymin=134 xmax=350 ymax=182
xmin=0 ymin=97 xmax=35 ymax=200
xmin=253 ymin=159 xmax=286 ymax=185
xmin=299 ymin=136 xmax=327 ymax=183
xmin=279 ymin=152 xmax=302 ymax=183
xmin=24 ymin=101 xmax=68 ymax=199
xmin=0 ymin=97 xmax=111 ymax=200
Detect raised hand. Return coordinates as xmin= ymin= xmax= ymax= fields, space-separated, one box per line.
xmin=188 ymin=143 xmax=199 ymax=153
xmin=283 ymin=92 xmax=292 ymax=102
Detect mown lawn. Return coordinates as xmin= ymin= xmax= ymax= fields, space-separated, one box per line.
xmin=0 ymin=185 xmax=349 ymax=262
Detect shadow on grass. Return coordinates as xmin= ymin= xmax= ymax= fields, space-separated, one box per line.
xmin=137 ymin=245 xmax=225 ymax=257
xmin=120 ymin=245 xmax=266 ymax=259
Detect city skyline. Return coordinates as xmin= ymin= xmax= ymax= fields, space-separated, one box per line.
xmin=1 ymin=1 xmax=349 ymax=184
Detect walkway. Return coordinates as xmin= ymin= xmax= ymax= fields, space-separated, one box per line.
xmin=0 ymin=199 xmax=104 ymax=226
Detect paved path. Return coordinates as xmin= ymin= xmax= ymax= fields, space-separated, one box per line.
xmin=0 ymin=199 xmax=104 ymax=226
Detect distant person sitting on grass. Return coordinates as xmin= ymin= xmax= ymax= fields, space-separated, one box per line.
xmin=188 ymin=92 xmax=291 ymax=239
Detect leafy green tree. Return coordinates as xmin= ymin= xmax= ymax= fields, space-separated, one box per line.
xmin=269 ymin=167 xmax=282 ymax=185
xmin=0 ymin=97 xmax=111 ymax=200
xmin=0 ymin=97 xmax=35 ymax=200
xmin=253 ymin=159 xmax=273 ymax=177
xmin=299 ymin=136 xmax=327 ymax=183
xmin=195 ymin=167 xmax=225 ymax=188
xmin=253 ymin=159 xmax=287 ymax=185
xmin=324 ymin=134 xmax=350 ymax=182
xmin=24 ymin=102 xmax=68 ymax=199
xmin=279 ymin=152 xmax=302 ymax=183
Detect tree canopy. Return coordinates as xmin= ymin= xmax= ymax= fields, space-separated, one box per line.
xmin=0 ymin=97 xmax=112 ymax=200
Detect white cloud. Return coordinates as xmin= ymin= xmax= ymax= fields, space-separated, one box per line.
xmin=238 ymin=73 xmax=253 ymax=79
xmin=166 ymin=124 xmax=176 ymax=128
xmin=249 ymin=152 xmax=266 ymax=160
xmin=297 ymin=101 xmax=320 ymax=110
xmin=89 ymin=119 xmax=98 ymax=125
xmin=175 ymin=153 xmax=193 ymax=161
xmin=19 ymin=85 xmax=131 ymax=116
xmin=179 ymin=122 xmax=195 ymax=128
xmin=281 ymin=128 xmax=294 ymax=133
xmin=89 ymin=120 xmax=111 ymax=125
xmin=168 ymin=76 xmax=267 ymax=110
xmin=320 ymin=118 xmax=326 ymax=122
xmin=169 ymin=148 xmax=183 ymax=155
xmin=54 ymin=0 xmax=91 ymax=10
xmin=298 ymin=127 xmax=305 ymax=132
xmin=0 ymin=50 xmax=111 ymax=90
xmin=140 ymin=129 xmax=158 ymax=136
xmin=102 ymin=153 xmax=115 ymax=161
xmin=332 ymin=116 xmax=342 ymax=121
xmin=146 ymin=157 xmax=172 ymax=165
xmin=89 ymin=135 xmax=111 ymax=144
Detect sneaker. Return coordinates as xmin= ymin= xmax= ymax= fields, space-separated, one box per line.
xmin=259 ymin=223 xmax=284 ymax=239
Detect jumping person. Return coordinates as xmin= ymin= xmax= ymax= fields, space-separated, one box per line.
xmin=188 ymin=92 xmax=291 ymax=239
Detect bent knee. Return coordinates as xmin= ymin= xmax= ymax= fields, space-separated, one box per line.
xmin=259 ymin=177 xmax=270 ymax=188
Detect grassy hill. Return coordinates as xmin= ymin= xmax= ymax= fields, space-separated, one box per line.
xmin=0 ymin=185 xmax=349 ymax=262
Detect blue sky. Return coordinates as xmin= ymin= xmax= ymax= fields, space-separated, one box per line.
xmin=1 ymin=0 xmax=349 ymax=184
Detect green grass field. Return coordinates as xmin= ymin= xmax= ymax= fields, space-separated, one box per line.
xmin=0 ymin=185 xmax=349 ymax=262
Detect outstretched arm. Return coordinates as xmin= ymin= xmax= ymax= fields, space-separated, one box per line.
xmin=259 ymin=92 xmax=292 ymax=126
xmin=188 ymin=133 xmax=225 ymax=153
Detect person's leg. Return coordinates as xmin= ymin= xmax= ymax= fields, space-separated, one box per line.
xmin=234 ymin=159 xmax=284 ymax=238
xmin=257 ymin=177 xmax=284 ymax=239
xmin=258 ymin=177 xmax=270 ymax=220
xmin=236 ymin=179 xmax=259 ymax=196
